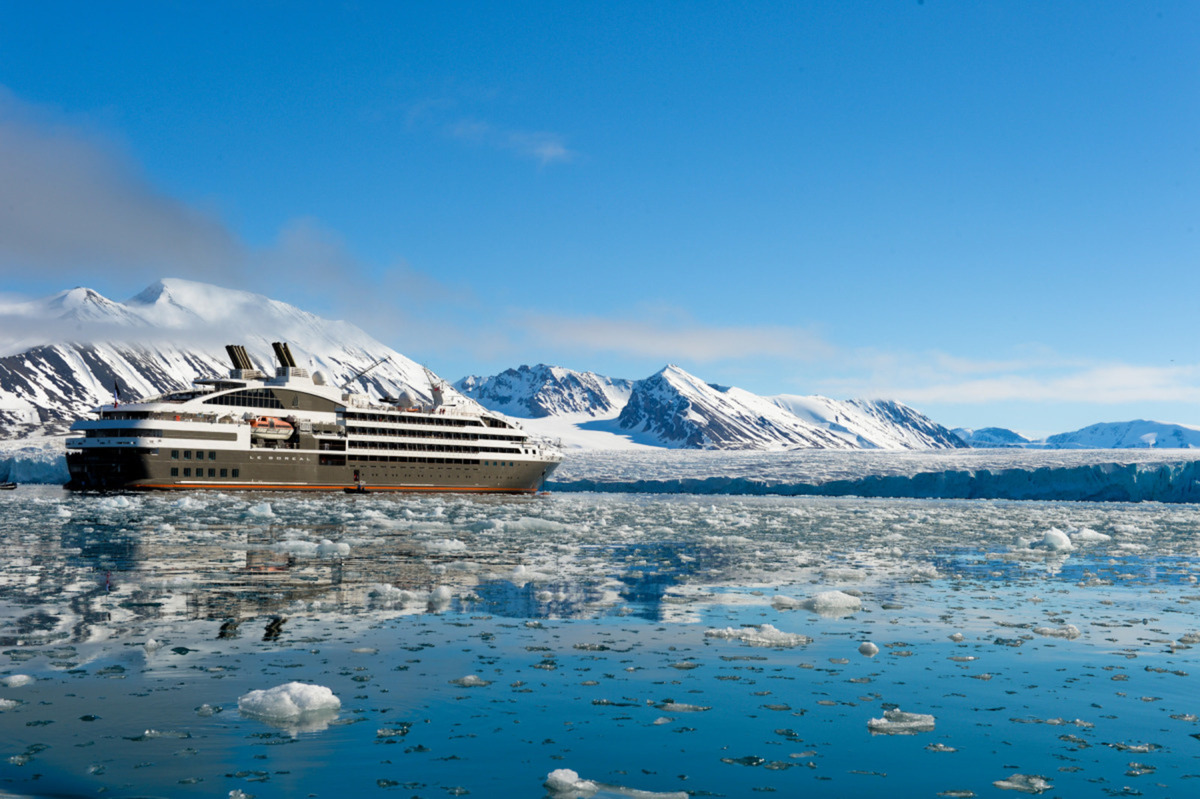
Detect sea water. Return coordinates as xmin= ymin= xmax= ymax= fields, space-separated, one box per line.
xmin=1 ymin=485 xmax=1199 ymax=797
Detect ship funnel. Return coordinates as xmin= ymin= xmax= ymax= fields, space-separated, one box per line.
xmin=225 ymin=344 xmax=254 ymax=371
xmin=271 ymin=341 xmax=298 ymax=368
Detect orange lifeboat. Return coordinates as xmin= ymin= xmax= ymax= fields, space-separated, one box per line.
xmin=249 ymin=416 xmax=294 ymax=440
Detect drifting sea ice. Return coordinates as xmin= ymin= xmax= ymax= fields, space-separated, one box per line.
xmin=804 ymin=589 xmax=863 ymax=615
xmin=237 ymin=682 xmax=341 ymax=727
xmin=993 ymin=773 xmax=1053 ymax=793
xmin=544 ymin=768 xmax=690 ymax=799
xmin=704 ymin=623 xmax=812 ymax=647
xmin=867 ymin=708 xmax=936 ymax=735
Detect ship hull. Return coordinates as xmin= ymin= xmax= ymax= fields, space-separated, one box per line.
xmin=67 ymin=447 xmax=557 ymax=493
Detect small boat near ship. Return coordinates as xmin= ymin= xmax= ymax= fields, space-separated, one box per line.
xmin=66 ymin=342 xmax=563 ymax=493
xmin=0 ymin=482 xmax=16 ymax=490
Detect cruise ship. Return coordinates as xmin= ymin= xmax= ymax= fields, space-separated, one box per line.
xmin=66 ymin=342 xmax=563 ymax=493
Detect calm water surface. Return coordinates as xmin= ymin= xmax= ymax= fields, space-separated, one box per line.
xmin=1 ymin=486 xmax=1199 ymax=798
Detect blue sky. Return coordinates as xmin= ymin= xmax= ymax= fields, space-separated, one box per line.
xmin=1 ymin=1 xmax=1197 ymax=435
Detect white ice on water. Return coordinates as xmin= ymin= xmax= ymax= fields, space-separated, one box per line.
xmin=867 ymin=708 xmax=936 ymax=734
xmin=705 ymin=623 xmax=812 ymax=647
xmin=993 ymin=773 xmax=1053 ymax=793
xmin=237 ymin=682 xmax=341 ymax=720
xmin=804 ymin=590 xmax=863 ymax=615
xmin=545 ymin=768 xmax=689 ymax=799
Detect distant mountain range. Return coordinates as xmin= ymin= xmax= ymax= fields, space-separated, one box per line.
xmin=458 ymin=363 xmax=966 ymax=451
xmin=955 ymin=421 xmax=1200 ymax=450
xmin=3 ymin=278 xmax=1197 ymax=451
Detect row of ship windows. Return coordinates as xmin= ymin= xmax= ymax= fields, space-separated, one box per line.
xmin=344 ymin=412 xmax=485 ymax=428
xmin=203 ymin=389 xmax=285 ymax=409
xmin=172 ymin=450 xmax=218 ymax=460
xmin=347 ymin=455 xmax=516 ymax=466
xmin=345 ymin=426 xmax=523 ymax=443
xmin=348 ymin=441 xmax=519 ymax=455
xmin=171 ymin=467 xmax=240 ymax=478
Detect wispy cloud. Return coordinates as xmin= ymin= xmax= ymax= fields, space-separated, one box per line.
xmin=407 ymin=94 xmax=575 ymax=166
xmin=515 ymin=312 xmax=833 ymax=363
xmin=445 ymin=116 xmax=574 ymax=166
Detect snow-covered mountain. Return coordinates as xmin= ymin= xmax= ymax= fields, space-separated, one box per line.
xmin=615 ymin=365 xmax=853 ymax=450
xmin=459 ymin=362 xmax=965 ymax=451
xmin=953 ymin=422 xmax=1200 ymax=449
xmin=456 ymin=364 xmax=632 ymax=418
xmin=0 ymin=278 xmax=453 ymax=435
xmin=1043 ymin=420 xmax=1200 ymax=449
xmin=953 ymin=427 xmax=1037 ymax=448
xmin=772 ymin=395 xmax=967 ymax=449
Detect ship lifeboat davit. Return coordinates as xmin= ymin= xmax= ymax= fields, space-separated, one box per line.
xmin=249 ymin=416 xmax=294 ymax=440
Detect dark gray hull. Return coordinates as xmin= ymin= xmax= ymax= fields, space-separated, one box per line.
xmin=67 ymin=446 xmax=557 ymax=493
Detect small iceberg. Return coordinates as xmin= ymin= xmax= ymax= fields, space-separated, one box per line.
xmin=238 ymin=682 xmax=341 ymax=733
xmin=867 ymin=708 xmax=935 ymax=735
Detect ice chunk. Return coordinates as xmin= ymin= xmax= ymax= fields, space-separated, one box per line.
xmin=238 ymin=682 xmax=341 ymax=722
xmin=858 ymin=641 xmax=879 ymax=657
xmin=1070 ymin=527 xmax=1111 ymax=543
xmin=771 ymin=595 xmax=803 ymax=610
xmin=805 ymin=590 xmax=862 ymax=616
xmin=246 ymin=502 xmax=275 ymax=518
xmin=0 ymin=698 xmax=18 ymax=711
xmin=1033 ymin=624 xmax=1080 ymax=639
xmin=545 ymin=769 xmax=598 ymax=795
xmin=867 ymin=708 xmax=935 ymax=734
xmin=1 ymin=675 xmax=32 ymax=688
xmin=1035 ymin=528 xmax=1074 ymax=552
xmin=423 ymin=538 xmax=467 ymax=553
xmin=316 ymin=539 xmax=349 ymax=557
xmin=545 ymin=768 xmax=689 ymax=798
xmin=450 ymin=675 xmax=491 ymax=687
xmin=993 ymin=773 xmax=1052 ymax=793
xmin=428 ymin=585 xmax=453 ymax=610
xmin=705 ymin=624 xmax=812 ymax=647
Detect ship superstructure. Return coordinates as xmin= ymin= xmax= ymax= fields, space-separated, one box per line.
xmin=66 ymin=343 xmax=562 ymax=492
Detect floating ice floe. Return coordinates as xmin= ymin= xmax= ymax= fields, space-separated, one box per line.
xmin=1033 ymin=624 xmax=1081 ymax=639
xmin=1 ymin=675 xmax=33 ymax=688
xmin=544 ymin=768 xmax=689 ymax=798
xmin=316 ymin=539 xmax=350 ymax=557
xmin=423 ymin=538 xmax=467 ymax=553
xmin=771 ymin=594 xmax=803 ymax=610
xmin=993 ymin=773 xmax=1052 ymax=793
xmin=858 ymin=641 xmax=879 ymax=657
xmin=804 ymin=590 xmax=862 ymax=616
xmin=545 ymin=769 xmax=598 ymax=796
xmin=0 ymin=698 xmax=18 ymax=711
xmin=1069 ymin=527 xmax=1111 ymax=543
xmin=450 ymin=675 xmax=491 ymax=687
xmin=245 ymin=502 xmax=275 ymax=518
xmin=237 ymin=682 xmax=341 ymax=733
xmin=867 ymin=708 xmax=936 ymax=735
xmin=705 ymin=623 xmax=812 ymax=647
xmin=1033 ymin=528 xmax=1074 ymax=552
xmin=427 ymin=585 xmax=453 ymax=610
